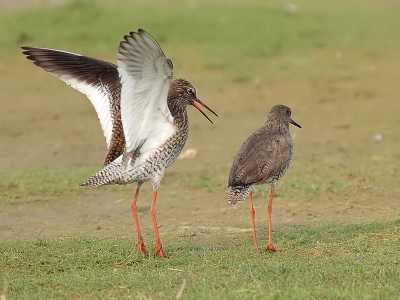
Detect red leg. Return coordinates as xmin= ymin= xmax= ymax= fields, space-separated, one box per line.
xmin=150 ymin=191 xmax=167 ymax=258
xmin=131 ymin=187 xmax=148 ymax=256
xmin=249 ymin=191 xmax=258 ymax=249
xmin=265 ymin=188 xmax=278 ymax=251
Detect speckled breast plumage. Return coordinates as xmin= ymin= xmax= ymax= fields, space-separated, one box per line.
xmin=81 ymin=125 xmax=188 ymax=190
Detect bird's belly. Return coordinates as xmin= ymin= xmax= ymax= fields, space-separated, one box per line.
xmin=122 ymin=139 xmax=186 ymax=184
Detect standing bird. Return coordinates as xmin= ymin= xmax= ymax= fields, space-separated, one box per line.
xmin=22 ymin=29 xmax=218 ymax=258
xmin=228 ymin=105 xmax=300 ymax=251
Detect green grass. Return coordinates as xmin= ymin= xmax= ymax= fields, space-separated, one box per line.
xmin=0 ymin=159 xmax=394 ymax=206
xmin=1 ymin=221 xmax=399 ymax=299
xmin=2 ymin=1 xmax=400 ymax=299
xmin=0 ymin=166 xmax=223 ymax=203
xmin=0 ymin=168 xmax=92 ymax=203
xmin=3 ymin=0 xmax=400 ymax=82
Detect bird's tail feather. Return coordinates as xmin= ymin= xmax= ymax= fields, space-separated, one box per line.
xmin=81 ymin=158 xmax=124 ymax=188
xmin=228 ymin=185 xmax=253 ymax=204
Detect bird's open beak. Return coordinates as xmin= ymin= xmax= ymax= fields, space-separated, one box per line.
xmin=193 ymin=98 xmax=218 ymax=124
xmin=290 ymin=118 xmax=302 ymax=128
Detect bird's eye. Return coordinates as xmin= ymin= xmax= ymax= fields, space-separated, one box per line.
xmin=187 ymin=88 xmax=195 ymax=95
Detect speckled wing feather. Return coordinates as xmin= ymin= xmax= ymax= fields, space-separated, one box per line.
xmin=21 ymin=47 xmax=125 ymax=166
xmin=117 ymin=29 xmax=175 ymax=164
xmin=228 ymin=128 xmax=293 ymax=188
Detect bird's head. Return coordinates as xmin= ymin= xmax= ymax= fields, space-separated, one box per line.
xmin=169 ymin=78 xmax=218 ymax=124
xmin=267 ymin=104 xmax=301 ymax=129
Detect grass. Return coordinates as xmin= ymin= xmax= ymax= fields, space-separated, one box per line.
xmin=1 ymin=220 xmax=399 ymax=299
xmin=0 ymin=167 xmax=224 ymax=203
xmin=0 ymin=168 xmax=89 ymax=203
xmin=2 ymin=0 xmax=400 ymax=83
xmin=2 ymin=0 xmax=400 ymax=299
xmin=0 ymin=151 xmax=395 ymax=204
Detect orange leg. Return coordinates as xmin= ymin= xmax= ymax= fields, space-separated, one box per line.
xmin=265 ymin=188 xmax=278 ymax=251
xmin=131 ymin=187 xmax=148 ymax=256
xmin=150 ymin=191 xmax=167 ymax=258
xmin=249 ymin=192 xmax=258 ymax=249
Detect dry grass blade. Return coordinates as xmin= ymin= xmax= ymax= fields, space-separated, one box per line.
xmin=1 ymin=281 xmax=9 ymax=300
xmin=176 ymin=279 xmax=187 ymax=300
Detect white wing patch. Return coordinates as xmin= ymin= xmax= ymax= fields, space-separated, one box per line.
xmin=22 ymin=47 xmax=117 ymax=150
xmin=117 ymin=30 xmax=174 ymax=156
xmin=61 ymin=77 xmax=113 ymax=148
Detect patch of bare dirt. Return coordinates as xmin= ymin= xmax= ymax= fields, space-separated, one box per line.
xmin=1 ymin=47 xmax=400 ymax=248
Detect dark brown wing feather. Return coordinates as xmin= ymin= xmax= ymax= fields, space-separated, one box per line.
xmin=228 ymin=127 xmax=292 ymax=187
xmin=21 ymin=47 xmax=125 ymax=166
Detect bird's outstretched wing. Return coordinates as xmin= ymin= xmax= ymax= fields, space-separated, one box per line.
xmin=21 ymin=47 xmax=124 ymax=166
xmin=117 ymin=29 xmax=175 ymax=164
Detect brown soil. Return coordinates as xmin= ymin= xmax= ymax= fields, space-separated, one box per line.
xmin=1 ymin=45 xmax=400 ymax=248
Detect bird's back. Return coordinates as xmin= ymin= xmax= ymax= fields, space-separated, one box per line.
xmin=228 ymin=125 xmax=294 ymax=203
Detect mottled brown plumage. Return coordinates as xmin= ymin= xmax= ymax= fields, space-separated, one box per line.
xmin=228 ymin=104 xmax=301 ymax=251
xmin=22 ymin=29 xmax=218 ymax=258
xmin=80 ymin=79 xmax=207 ymax=190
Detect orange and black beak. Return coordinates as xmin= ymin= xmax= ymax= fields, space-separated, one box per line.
xmin=193 ymin=98 xmax=218 ymax=124
xmin=290 ymin=118 xmax=302 ymax=128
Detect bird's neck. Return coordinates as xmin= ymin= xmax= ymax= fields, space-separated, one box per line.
xmin=167 ymin=97 xmax=189 ymax=130
xmin=264 ymin=122 xmax=289 ymax=133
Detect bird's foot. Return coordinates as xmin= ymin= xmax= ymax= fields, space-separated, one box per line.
xmin=137 ymin=239 xmax=148 ymax=257
xmin=154 ymin=245 xmax=167 ymax=258
xmin=265 ymin=243 xmax=279 ymax=252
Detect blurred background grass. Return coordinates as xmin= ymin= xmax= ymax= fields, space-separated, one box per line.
xmin=1 ymin=1 xmax=400 ymax=299
xmin=1 ymin=0 xmax=399 ymax=220
xmin=2 ymin=0 xmax=400 ymax=83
